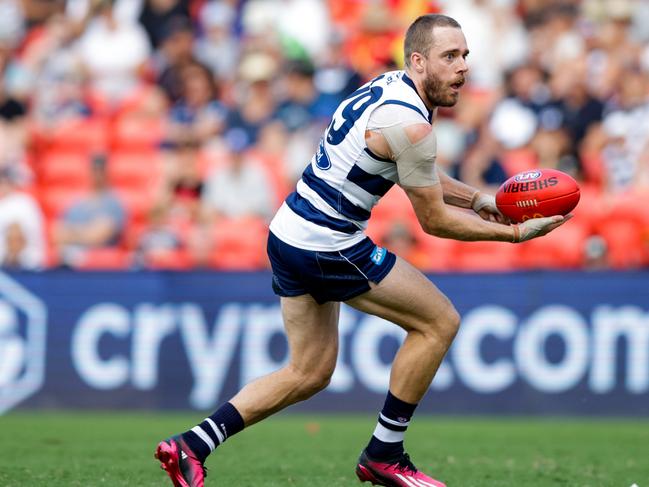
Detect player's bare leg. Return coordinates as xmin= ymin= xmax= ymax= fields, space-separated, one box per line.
xmin=155 ymin=294 xmax=340 ymax=487
xmin=230 ymin=294 xmax=340 ymax=425
xmin=346 ymin=256 xmax=459 ymax=487
xmin=347 ymin=257 xmax=460 ymax=402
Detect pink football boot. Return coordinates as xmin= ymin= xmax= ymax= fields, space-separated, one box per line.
xmin=155 ymin=436 xmax=207 ymax=487
xmin=356 ymin=450 xmax=446 ymax=487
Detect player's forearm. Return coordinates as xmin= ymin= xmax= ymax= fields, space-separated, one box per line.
xmin=438 ymin=169 xmax=479 ymax=209
xmin=422 ymin=205 xmax=515 ymax=242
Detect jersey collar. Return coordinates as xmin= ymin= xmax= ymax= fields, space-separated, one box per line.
xmin=401 ymin=72 xmax=434 ymax=123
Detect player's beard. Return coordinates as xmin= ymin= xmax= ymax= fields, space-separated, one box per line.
xmin=422 ymin=69 xmax=459 ymax=108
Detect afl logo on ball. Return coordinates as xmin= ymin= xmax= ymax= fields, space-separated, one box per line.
xmin=514 ymin=170 xmax=542 ymax=182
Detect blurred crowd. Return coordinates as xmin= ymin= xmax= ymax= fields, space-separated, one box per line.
xmin=0 ymin=0 xmax=648 ymax=271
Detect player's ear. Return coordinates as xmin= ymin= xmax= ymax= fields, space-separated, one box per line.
xmin=412 ymin=52 xmax=425 ymax=73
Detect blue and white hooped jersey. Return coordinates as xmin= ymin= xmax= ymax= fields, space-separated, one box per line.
xmin=269 ymin=71 xmax=433 ymax=251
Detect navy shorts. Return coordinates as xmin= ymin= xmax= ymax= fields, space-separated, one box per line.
xmin=267 ymin=232 xmax=397 ymax=304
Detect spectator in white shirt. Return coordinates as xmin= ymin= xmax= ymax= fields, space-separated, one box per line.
xmin=76 ymin=0 xmax=151 ymax=105
xmin=202 ymin=135 xmax=275 ymax=221
xmin=0 ymin=166 xmax=45 ymax=269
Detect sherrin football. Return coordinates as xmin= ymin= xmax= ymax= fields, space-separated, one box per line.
xmin=495 ymin=168 xmax=580 ymax=223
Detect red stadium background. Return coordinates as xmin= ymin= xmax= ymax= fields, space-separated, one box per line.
xmin=0 ymin=0 xmax=647 ymax=272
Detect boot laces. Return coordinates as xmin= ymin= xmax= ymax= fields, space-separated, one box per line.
xmin=397 ymin=453 xmax=417 ymax=474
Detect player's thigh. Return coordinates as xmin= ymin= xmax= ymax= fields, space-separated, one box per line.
xmin=345 ymin=256 xmax=459 ymax=335
xmin=281 ymin=294 xmax=340 ymax=375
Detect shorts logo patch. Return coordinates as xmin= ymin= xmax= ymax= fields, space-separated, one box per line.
xmin=370 ymin=246 xmax=386 ymax=265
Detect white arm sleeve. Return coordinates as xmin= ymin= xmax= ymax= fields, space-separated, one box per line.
xmin=367 ymin=104 xmax=439 ymax=188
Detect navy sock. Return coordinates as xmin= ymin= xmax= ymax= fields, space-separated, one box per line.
xmin=366 ymin=391 xmax=418 ymax=462
xmin=181 ymin=402 xmax=245 ymax=463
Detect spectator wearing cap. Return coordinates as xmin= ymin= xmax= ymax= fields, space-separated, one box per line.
xmin=274 ymin=58 xmax=336 ymax=184
xmin=53 ymin=154 xmax=126 ymax=266
xmin=222 ymin=51 xmax=278 ymax=146
xmin=275 ymin=59 xmax=330 ymax=132
xmin=201 ymin=134 xmax=275 ymax=222
xmin=0 ymin=166 xmax=45 ymax=269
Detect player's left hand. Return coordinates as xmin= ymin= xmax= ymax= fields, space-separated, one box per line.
xmin=471 ymin=191 xmax=509 ymax=224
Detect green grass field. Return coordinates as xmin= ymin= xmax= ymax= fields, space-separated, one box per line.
xmin=1 ymin=412 xmax=647 ymax=486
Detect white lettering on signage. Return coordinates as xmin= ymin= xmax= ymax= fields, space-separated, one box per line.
xmin=352 ymin=315 xmax=405 ymax=393
xmin=179 ymin=303 xmax=242 ymax=409
xmin=69 ymin=302 xmax=649 ymax=408
xmin=131 ymin=304 xmax=176 ymax=390
xmin=0 ymin=301 xmax=23 ymax=387
xmin=240 ymin=304 xmax=286 ymax=386
xmin=590 ymin=306 xmax=649 ymax=393
xmin=453 ymin=306 xmax=516 ymax=393
xmin=515 ymin=305 xmax=589 ymax=393
xmin=72 ymin=303 xmax=130 ymax=389
xmin=0 ymin=272 xmax=47 ymax=414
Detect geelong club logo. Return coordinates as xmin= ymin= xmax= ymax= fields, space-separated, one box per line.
xmin=0 ymin=272 xmax=47 ymax=414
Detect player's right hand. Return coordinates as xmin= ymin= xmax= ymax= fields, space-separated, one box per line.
xmin=514 ymin=214 xmax=571 ymax=242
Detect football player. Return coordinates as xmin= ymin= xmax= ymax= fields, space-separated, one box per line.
xmin=155 ymin=14 xmax=566 ymax=487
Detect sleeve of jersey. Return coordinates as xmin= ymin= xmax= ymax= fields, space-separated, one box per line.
xmin=367 ymin=104 xmax=440 ymax=188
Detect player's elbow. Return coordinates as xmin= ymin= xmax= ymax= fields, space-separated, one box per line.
xmin=419 ymin=213 xmax=454 ymax=239
xmin=421 ymin=221 xmax=448 ymax=238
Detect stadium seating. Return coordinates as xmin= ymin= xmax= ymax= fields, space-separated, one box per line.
xmin=141 ymin=249 xmax=193 ymax=270
xmin=107 ymin=151 xmax=163 ymax=190
xmin=208 ymin=217 xmax=269 ymax=270
xmin=74 ymin=247 xmax=132 ymax=270
xmin=516 ymin=218 xmax=588 ymax=269
xmin=33 ymin=118 xmax=110 ymax=154
xmin=39 ymin=187 xmax=87 ymax=219
xmin=418 ymin=235 xmax=458 ymax=272
xmin=595 ymin=218 xmax=648 ymax=269
xmin=111 ymin=116 xmax=164 ymax=152
xmin=453 ymin=240 xmax=517 ymax=272
xmin=38 ymin=150 xmax=93 ymax=190
xmin=12 ymin=2 xmax=649 ymax=272
xmin=115 ymin=187 xmax=156 ymax=225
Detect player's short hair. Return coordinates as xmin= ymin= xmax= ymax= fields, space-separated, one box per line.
xmin=404 ymin=14 xmax=462 ymax=67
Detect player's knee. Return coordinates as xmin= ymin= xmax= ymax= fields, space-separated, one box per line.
xmin=422 ymin=304 xmax=461 ymax=344
xmin=303 ymin=370 xmax=333 ymax=397
xmin=290 ymin=363 xmax=334 ymax=400
xmin=442 ymin=305 xmax=461 ymax=342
